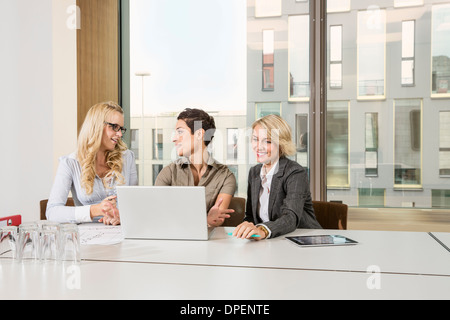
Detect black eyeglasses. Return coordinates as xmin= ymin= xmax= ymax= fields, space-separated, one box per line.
xmin=105 ymin=122 xmax=127 ymax=135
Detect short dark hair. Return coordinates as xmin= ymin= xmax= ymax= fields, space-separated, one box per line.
xmin=177 ymin=108 xmax=216 ymax=146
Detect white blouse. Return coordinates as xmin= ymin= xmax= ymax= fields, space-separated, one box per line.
xmin=46 ymin=150 xmax=138 ymax=223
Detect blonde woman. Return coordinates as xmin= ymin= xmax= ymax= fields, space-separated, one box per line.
xmin=232 ymin=114 xmax=321 ymax=240
xmin=47 ymin=102 xmax=138 ymax=225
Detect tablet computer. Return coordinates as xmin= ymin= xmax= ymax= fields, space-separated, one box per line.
xmin=286 ymin=235 xmax=358 ymax=247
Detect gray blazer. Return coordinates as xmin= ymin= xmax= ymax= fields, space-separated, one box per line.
xmin=244 ymin=157 xmax=322 ymax=238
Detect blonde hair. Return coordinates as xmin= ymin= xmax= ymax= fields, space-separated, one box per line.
xmin=77 ymin=101 xmax=127 ymax=195
xmin=252 ymin=114 xmax=296 ymax=157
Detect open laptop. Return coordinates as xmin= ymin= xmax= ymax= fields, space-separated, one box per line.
xmin=116 ymin=186 xmax=214 ymax=241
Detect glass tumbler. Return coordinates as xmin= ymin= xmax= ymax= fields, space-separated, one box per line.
xmin=59 ymin=224 xmax=80 ymax=264
xmin=39 ymin=222 xmax=60 ymax=262
xmin=17 ymin=223 xmax=40 ymax=262
xmin=0 ymin=226 xmax=18 ymax=259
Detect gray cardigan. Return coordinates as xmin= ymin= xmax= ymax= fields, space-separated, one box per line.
xmin=244 ymin=157 xmax=322 ymax=238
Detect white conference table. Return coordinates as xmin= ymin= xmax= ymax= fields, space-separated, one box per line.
xmin=1 ymin=259 xmax=449 ymax=300
xmin=1 ymin=227 xmax=450 ymax=300
xmin=431 ymin=232 xmax=450 ymax=251
xmin=81 ymin=227 xmax=450 ymax=277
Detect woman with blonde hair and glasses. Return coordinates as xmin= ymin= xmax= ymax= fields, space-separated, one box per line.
xmin=47 ymin=101 xmax=138 ymax=225
xmin=231 ymin=114 xmax=321 ymax=240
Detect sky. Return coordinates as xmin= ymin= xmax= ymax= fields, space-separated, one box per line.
xmin=129 ymin=0 xmax=247 ymax=116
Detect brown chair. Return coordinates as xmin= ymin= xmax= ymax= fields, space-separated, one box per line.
xmin=312 ymin=201 xmax=348 ymax=230
xmin=222 ymin=197 xmax=246 ymax=227
xmin=40 ymin=198 xmax=75 ymax=220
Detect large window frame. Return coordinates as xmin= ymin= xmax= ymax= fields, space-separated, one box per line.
xmin=119 ymin=0 xmax=450 ymax=212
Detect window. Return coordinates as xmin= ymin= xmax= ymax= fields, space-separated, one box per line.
xmin=227 ymin=128 xmax=239 ymax=161
xmin=128 ymin=0 xmax=247 ymax=188
xmin=255 ymin=0 xmax=281 ymax=18
xmin=327 ymin=101 xmax=349 ymax=188
xmin=152 ymin=129 xmax=163 ymax=160
xmin=262 ymin=30 xmax=274 ymax=91
xmin=289 ymin=15 xmax=310 ymax=101
xmin=296 ymin=114 xmax=309 ymax=169
xmin=327 ymin=0 xmax=351 ymax=13
xmin=394 ymin=0 xmax=424 ymax=8
xmin=329 ymin=25 xmax=343 ymax=89
xmin=440 ymin=112 xmax=450 ymax=176
xmin=130 ymin=129 xmax=139 ymax=159
xmin=402 ymin=20 xmax=415 ymax=86
xmin=357 ymin=8 xmax=386 ymax=99
xmin=365 ymin=113 xmax=378 ymax=176
xmin=394 ymin=99 xmax=422 ymax=188
xmin=432 ymin=4 xmax=450 ymax=97
xmin=358 ymin=188 xmax=385 ymax=207
xmin=255 ymin=102 xmax=281 ymax=119
xmin=326 ymin=1 xmax=450 ymax=210
xmin=124 ymin=0 xmax=450 ymax=217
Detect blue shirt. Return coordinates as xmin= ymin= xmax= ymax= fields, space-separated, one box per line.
xmin=46 ymin=150 xmax=138 ymax=223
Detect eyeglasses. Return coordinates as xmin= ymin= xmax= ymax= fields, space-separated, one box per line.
xmin=105 ymin=122 xmax=127 ymax=135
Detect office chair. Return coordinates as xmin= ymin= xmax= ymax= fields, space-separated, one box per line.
xmin=222 ymin=197 xmax=246 ymax=227
xmin=40 ymin=198 xmax=75 ymax=221
xmin=312 ymin=201 xmax=348 ymax=230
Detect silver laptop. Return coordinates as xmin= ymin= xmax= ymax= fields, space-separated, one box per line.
xmin=116 ymin=186 xmax=214 ymax=241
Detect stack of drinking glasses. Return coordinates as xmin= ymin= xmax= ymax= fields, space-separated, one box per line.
xmin=0 ymin=221 xmax=80 ymax=264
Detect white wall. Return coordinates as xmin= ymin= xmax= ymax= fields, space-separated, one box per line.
xmin=0 ymin=0 xmax=77 ymax=223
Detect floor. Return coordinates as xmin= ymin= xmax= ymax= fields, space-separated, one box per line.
xmin=347 ymin=207 xmax=450 ymax=232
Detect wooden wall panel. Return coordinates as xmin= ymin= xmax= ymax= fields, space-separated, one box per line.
xmin=77 ymin=0 xmax=120 ymax=133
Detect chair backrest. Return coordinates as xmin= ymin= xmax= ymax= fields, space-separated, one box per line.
xmin=222 ymin=197 xmax=246 ymax=227
xmin=40 ymin=198 xmax=75 ymax=221
xmin=312 ymin=201 xmax=348 ymax=230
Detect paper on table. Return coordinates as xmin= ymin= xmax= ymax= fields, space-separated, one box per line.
xmin=78 ymin=224 xmax=124 ymax=246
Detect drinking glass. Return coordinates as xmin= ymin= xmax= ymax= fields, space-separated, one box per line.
xmin=0 ymin=226 xmax=18 ymax=259
xmin=39 ymin=222 xmax=60 ymax=262
xmin=17 ymin=223 xmax=40 ymax=262
xmin=59 ymin=224 xmax=80 ymax=264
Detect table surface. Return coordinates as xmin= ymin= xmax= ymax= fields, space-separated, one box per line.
xmin=1 ymin=227 xmax=450 ymax=300
xmin=431 ymin=232 xmax=450 ymax=251
xmin=1 ymin=260 xmax=449 ymax=300
xmin=81 ymin=227 xmax=450 ymax=277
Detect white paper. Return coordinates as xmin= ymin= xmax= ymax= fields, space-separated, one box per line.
xmin=78 ymin=224 xmax=124 ymax=246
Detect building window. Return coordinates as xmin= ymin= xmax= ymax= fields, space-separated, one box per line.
xmin=402 ymin=20 xmax=415 ymax=86
xmin=357 ymin=8 xmax=386 ymax=99
xmin=289 ymin=15 xmax=310 ymax=101
xmin=327 ymin=0 xmax=351 ymax=13
xmin=296 ymin=114 xmax=309 ymax=170
xmin=329 ymin=25 xmax=343 ymax=89
xmin=262 ymin=30 xmax=274 ymax=91
xmin=255 ymin=102 xmax=281 ymax=119
xmin=432 ymin=4 xmax=450 ymax=97
xmin=255 ymin=0 xmax=281 ymax=18
xmin=227 ymin=128 xmax=238 ymax=160
xmin=130 ymin=129 xmax=139 ymax=159
xmin=440 ymin=111 xmax=450 ymax=176
xmin=365 ymin=113 xmax=378 ymax=176
xmin=152 ymin=129 xmax=163 ymax=160
xmin=228 ymin=165 xmax=239 ymax=194
xmin=152 ymin=164 xmax=163 ymax=185
xmin=327 ymin=101 xmax=349 ymax=188
xmin=432 ymin=190 xmax=450 ymax=208
xmin=358 ymin=188 xmax=385 ymax=207
xmin=394 ymin=0 xmax=424 ymax=8
xmin=394 ymin=99 xmax=422 ymax=188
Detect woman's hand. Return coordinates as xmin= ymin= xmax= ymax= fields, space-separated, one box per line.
xmin=90 ymin=196 xmax=121 ymax=225
xmin=100 ymin=207 xmax=121 ymax=226
xmin=232 ymin=221 xmax=267 ymax=240
xmin=207 ymin=198 xmax=234 ymax=227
